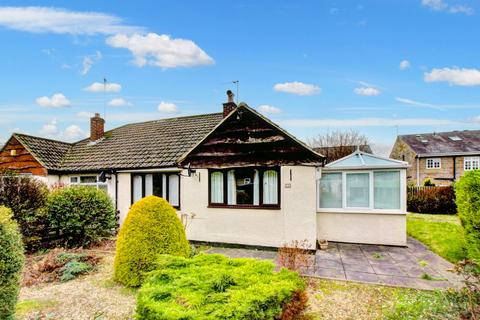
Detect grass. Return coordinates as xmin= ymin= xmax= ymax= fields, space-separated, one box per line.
xmin=407 ymin=213 xmax=467 ymax=263
xmin=16 ymin=299 xmax=57 ymax=317
xmin=306 ymin=279 xmax=465 ymax=320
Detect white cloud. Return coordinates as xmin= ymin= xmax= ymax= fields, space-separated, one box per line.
xmin=395 ymin=97 xmax=443 ymax=110
xmin=108 ymin=98 xmax=132 ymax=107
xmin=354 ymin=87 xmax=381 ymax=96
xmin=421 ymin=0 xmax=474 ymax=14
xmin=63 ymin=125 xmax=85 ymax=140
xmin=424 ymin=67 xmax=480 ymax=86
xmin=40 ymin=118 xmax=58 ymax=135
xmin=281 ymin=117 xmax=462 ymax=127
xmin=106 ymin=33 xmax=214 ymax=68
xmin=36 ymin=93 xmax=71 ymax=108
xmin=84 ymin=82 xmax=122 ymax=92
xmin=81 ymin=51 xmax=102 ymax=75
xmin=0 ymin=7 xmax=143 ymax=35
xmin=273 ymin=82 xmax=321 ymax=96
xmin=258 ymin=105 xmax=281 ymax=114
xmin=76 ymin=111 xmax=95 ymax=118
xmin=158 ymin=101 xmax=179 ymax=113
xmin=399 ymin=60 xmax=411 ymax=70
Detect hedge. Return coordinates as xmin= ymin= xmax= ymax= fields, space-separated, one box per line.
xmin=0 ymin=206 xmax=25 ymax=320
xmin=114 ymin=196 xmax=190 ymax=287
xmin=136 ymin=254 xmax=307 ymax=320
xmin=455 ymin=171 xmax=480 ymax=261
xmin=407 ymin=186 xmax=456 ymax=214
xmin=0 ymin=173 xmax=49 ymax=250
xmin=46 ymin=186 xmax=116 ymax=248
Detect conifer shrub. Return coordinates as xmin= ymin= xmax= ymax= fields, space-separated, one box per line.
xmin=0 ymin=206 xmax=25 ymax=320
xmin=46 ymin=186 xmax=116 ymax=248
xmin=114 ymin=196 xmax=190 ymax=287
xmin=136 ymin=254 xmax=307 ymax=320
xmin=456 ymin=171 xmax=480 ymax=261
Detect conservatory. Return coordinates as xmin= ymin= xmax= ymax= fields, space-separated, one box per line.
xmin=317 ymin=151 xmax=409 ymax=246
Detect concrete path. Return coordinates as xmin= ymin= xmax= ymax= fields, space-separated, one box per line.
xmin=206 ymin=237 xmax=463 ymax=290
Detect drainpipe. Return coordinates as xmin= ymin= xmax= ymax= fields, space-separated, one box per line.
xmin=114 ymin=171 xmax=118 ymax=211
xmin=416 ymin=157 xmax=420 ymax=186
xmin=453 ymin=156 xmax=457 ymax=182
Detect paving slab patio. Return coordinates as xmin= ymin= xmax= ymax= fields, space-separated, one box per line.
xmin=206 ymin=237 xmax=463 ymax=290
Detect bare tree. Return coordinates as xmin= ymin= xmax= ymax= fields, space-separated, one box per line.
xmin=308 ymin=129 xmax=371 ymax=163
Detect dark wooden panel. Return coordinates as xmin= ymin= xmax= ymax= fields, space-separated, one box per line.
xmin=0 ymin=137 xmax=48 ymax=176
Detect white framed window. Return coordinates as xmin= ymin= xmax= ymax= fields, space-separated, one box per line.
xmin=319 ymin=170 xmax=401 ymax=211
xmin=464 ymin=157 xmax=480 ymax=171
xmin=69 ymin=175 xmax=108 ymax=192
xmin=426 ymin=158 xmax=441 ymax=169
xmin=131 ymin=172 xmax=180 ymax=208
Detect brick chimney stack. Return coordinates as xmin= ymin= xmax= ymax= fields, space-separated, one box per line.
xmin=223 ymin=90 xmax=237 ymax=117
xmin=90 ymin=113 xmax=105 ymax=141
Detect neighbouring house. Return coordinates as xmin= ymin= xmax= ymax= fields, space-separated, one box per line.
xmin=0 ymin=91 xmax=408 ymax=247
xmin=313 ymin=145 xmax=373 ymax=164
xmin=390 ymin=130 xmax=480 ymax=186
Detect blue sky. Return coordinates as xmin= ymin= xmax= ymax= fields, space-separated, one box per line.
xmin=0 ymin=0 xmax=479 ymax=154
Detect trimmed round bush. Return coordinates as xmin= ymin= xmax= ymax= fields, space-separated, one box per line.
xmin=114 ymin=196 xmax=190 ymax=287
xmin=46 ymin=186 xmax=116 ymax=248
xmin=136 ymin=254 xmax=307 ymax=320
xmin=456 ymin=170 xmax=480 ymax=261
xmin=0 ymin=206 xmax=25 ymax=320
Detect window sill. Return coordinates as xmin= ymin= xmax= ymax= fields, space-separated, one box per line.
xmin=208 ymin=204 xmax=281 ymax=210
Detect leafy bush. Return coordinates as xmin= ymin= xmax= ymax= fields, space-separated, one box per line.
xmin=46 ymin=186 xmax=116 ymax=248
xmin=456 ymin=171 xmax=480 ymax=261
xmin=136 ymin=254 xmax=307 ymax=320
xmin=0 ymin=206 xmax=25 ymax=320
xmin=0 ymin=172 xmax=49 ymax=250
xmin=114 ymin=196 xmax=190 ymax=287
xmin=59 ymin=261 xmax=92 ymax=282
xmin=423 ymin=178 xmax=435 ymax=187
xmin=408 ymin=186 xmax=456 ymax=214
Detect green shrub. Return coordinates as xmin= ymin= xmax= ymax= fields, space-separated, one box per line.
xmin=46 ymin=186 xmax=116 ymax=248
xmin=0 ymin=172 xmax=49 ymax=251
xmin=407 ymin=186 xmax=456 ymax=214
xmin=136 ymin=254 xmax=306 ymax=320
xmin=456 ymin=171 xmax=480 ymax=261
xmin=0 ymin=206 xmax=25 ymax=320
xmin=114 ymin=196 xmax=190 ymax=287
xmin=59 ymin=261 xmax=92 ymax=282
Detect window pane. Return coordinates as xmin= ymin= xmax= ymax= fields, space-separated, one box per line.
xmin=152 ymin=173 xmax=163 ymax=197
xmin=227 ymin=170 xmax=236 ymax=205
xmin=133 ymin=175 xmax=143 ymax=203
xmin=98 ymin=184 xmax=108 ymax=193
xmin=374 ymin=171 xmax=400 ymax=209
xmin=319 ymin=173 xmax=342 ymax=208
xmin=70 ymin=177 xmax=78 ymax=184
xmin=235 ymin=169 xmax=255 ymax=205
xmin=145 ymin=174 xmax=153 ymax=196
xmin=210 ymin=172 xmax=224 ymax=204
xmin=263 ymin=170 xmax=278 ymax=205
xmin=80 ymin=176 xmax=97 ymax=184
xmin=168 ymin=174 xmax=179 ymax=207
xmin=346 ymin=173 xmax=369 ymax=207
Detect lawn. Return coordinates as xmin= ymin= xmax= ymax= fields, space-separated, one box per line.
xmin=407 ymin=213 xmax=467 ymax=263
xmin=17 ymin=246 xmax=467 ymax=320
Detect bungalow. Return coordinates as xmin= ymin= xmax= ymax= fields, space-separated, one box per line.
xmin=0 ymin=91 xmax=408 ymax=248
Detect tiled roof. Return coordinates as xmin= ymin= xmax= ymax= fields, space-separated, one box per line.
xmin=60 ymin=113 xmax=224 ymax=171
xmin=13 ymin=133 xmax=72 ymax=170
xmin=400 ymin=130 xmax=480 ymax=156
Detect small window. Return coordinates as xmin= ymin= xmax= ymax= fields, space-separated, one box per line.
xmin=131 ymin=172 xmax=180 ymax=208
xmin=426 ymin=158 xmax=441 ymax=169
xmin=319 ymin=173 xmax=342 ymax=208
xmin=209 ymin=167 xmax=279 ymax=208
xmin=70 ymin=177 xmax=78 ymax=184
xmin=464 ymin=157 xmax=480 ymax=171
xmin=346 ymin=173 xmax=370 ymax=208
xmin=80 ymin=176 xmax=97 ymax=183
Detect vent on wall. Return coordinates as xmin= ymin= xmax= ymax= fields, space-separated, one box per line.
xmin=449 ymin=136 xmax=462 ymax=141
xmin=10 ymin=149 xmax=17 ymax=156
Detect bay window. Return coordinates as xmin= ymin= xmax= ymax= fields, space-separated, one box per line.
xmin=319 ymin=170 xmax=401 ymax=211
xmin=131 ymin=172 xmax=180 ymax=208
xmin=209 ymin=167 xmax=280 ymax=208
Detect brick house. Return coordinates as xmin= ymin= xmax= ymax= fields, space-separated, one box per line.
xmin=390 ymin=130 xmax=480 ymax=186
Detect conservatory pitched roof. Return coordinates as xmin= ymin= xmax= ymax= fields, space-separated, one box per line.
xmin=324 ymin=150 xmax=409 ymax=170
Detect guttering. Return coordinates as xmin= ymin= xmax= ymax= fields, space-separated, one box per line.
xmin=116 ymin=167 xmax=181 ymax=173
xmin=417 ymin=151 xmax=480 ymax=157
xmin=322 ymin=165 xmax=409 ymax=171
